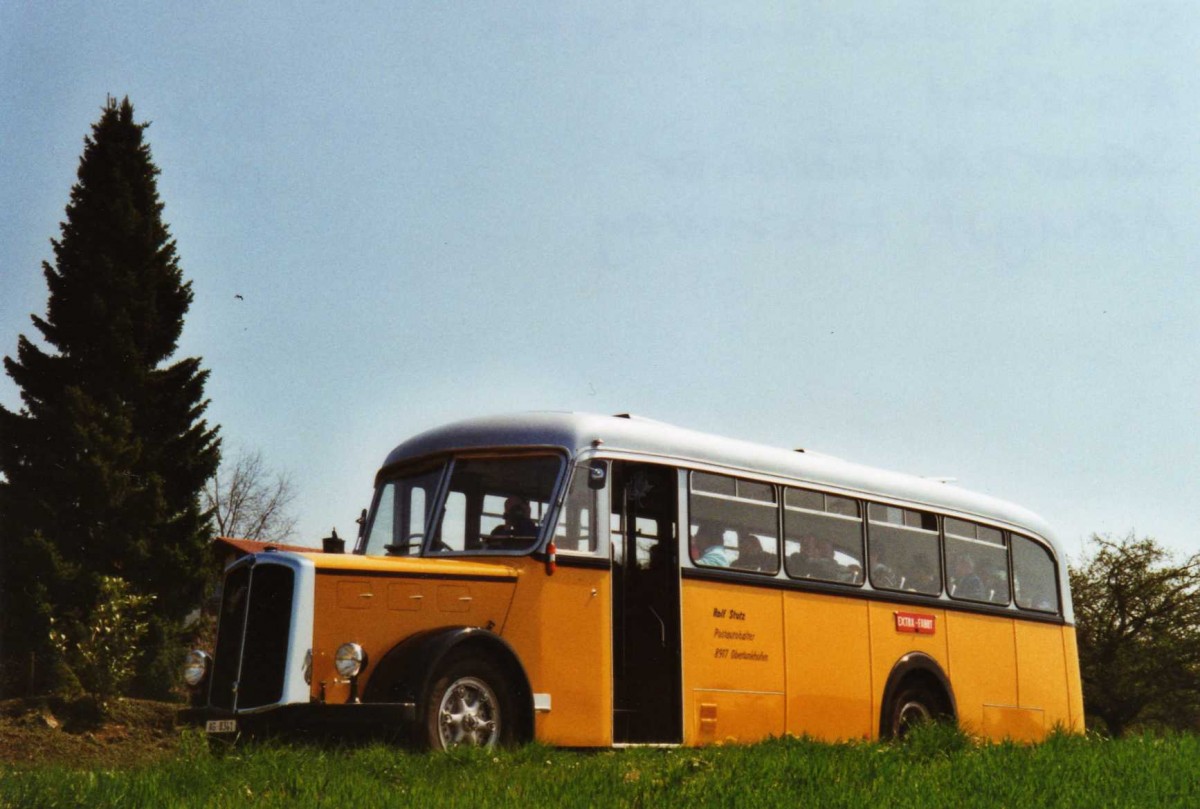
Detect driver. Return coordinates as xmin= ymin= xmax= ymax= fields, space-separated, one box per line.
xmin=489 ymin=496 xmax=539 ymax=546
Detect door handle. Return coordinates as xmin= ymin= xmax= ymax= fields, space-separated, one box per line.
xmin=648 ymin=606 xmax=666 ymax=646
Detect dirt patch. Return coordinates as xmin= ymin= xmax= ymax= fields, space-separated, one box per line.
xmin=0 ymin=697 xmax=185 ymax=768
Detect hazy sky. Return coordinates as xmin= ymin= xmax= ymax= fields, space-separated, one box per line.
xmin=2 ymin=3 xmax=1197 ymax=559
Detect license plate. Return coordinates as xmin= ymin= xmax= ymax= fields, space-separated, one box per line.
xmin=206 ymin=719 xmax=237 ymax=734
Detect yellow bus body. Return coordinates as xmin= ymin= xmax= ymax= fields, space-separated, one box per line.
xmin=301 ymin=551 xmax=1082 ymax=745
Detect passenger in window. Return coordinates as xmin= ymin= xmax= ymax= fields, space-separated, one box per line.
xmin=488 ymin=496 xmax=539 ymax=548
xmin=949 ymin=554 xmax=985 ymax=600
xmin=870 ymin=545 xmax=900 ymax=589
xmin=690 ymin=524 xmax=731 ymax=567
xmin=844 ymin=562 xmax=863 ymax=584
xmin=784 ymin=541 xmax=805 ymax=579
xmin=794 ymin=536 xmax=843 ymax=581
xmin=982 ymin=566 xmax=1008 ymax=604
xmin=734 ymin=533 xmax=772 ymax=572
xmin=905 ymin=553 xmax=939 ymax=594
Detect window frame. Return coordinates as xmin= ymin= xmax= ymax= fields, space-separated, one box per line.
xmin=865 ymin=502 xmax=942 ymax=596
xmin=782 ymin=485 xmax=865 ymax=587
xmin=552 ymin=458 xmax=610 ymax=559
xmin=943 ymin=517 xmax=1011 ymax=606
xmin=359 ymin=460 xmax=448 ymax=556
xmin=1010 ymin=531 xmax=1062 ymax=615
xmin=363 ymin=450 xmax=569 ymax=558
xmin=687 ymin=470 xmax=781 ymax=575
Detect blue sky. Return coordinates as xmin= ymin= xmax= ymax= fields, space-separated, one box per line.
xmin=2 ymin=3 xmax=1197 ymax=559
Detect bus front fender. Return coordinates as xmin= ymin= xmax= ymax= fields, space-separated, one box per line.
xmin=361 ymin=626 xmax=534 ymax=741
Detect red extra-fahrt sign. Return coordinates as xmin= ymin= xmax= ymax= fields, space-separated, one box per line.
xmin=894 ymin=611 xmax=936 ymax=635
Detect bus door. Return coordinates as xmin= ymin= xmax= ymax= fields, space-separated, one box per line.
xmin=611 ymin=461 xmax=683 ymax=743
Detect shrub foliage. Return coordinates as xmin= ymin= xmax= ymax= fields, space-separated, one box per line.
xmin=48 ymin=576 xmax=155 ymax=703
xmin=1070 ymin=533 xmax=1200 ymax=736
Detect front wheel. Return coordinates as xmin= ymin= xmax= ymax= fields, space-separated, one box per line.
xmin=423 ymin=655 xmax=512 ymax=750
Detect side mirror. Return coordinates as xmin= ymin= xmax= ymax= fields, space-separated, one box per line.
xmin=587 ymin=460 xmax=608 ymax=491
xmin=322 ymin=527 xmax=346 ymax=554
xmin=356 ymin=508 xmax=367 ymax=541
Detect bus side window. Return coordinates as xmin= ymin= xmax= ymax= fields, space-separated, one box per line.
xmin=554 ymin=460 xmax=603 ymax=555
xmin=1012 ymin=534 xmax=1059 ymax=613
xmin=783 ymin=488 xmax=864 ymax=585
xmin=945 ymin=518 xmax=1008 ymax=604
xmin=689 ymin=472 xmax=778 ymax=574
xmin=867 ymin=504 xmax=940 ymax=595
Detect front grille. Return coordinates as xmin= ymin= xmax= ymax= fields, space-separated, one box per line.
xmin=209 ymin=565 xmax=250 ymax=710
xmin=208 ymin=561 xmax=295 ymax=711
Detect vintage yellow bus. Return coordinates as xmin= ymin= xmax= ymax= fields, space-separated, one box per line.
xmin=185 ymin=412 xmax=1084 ymax=748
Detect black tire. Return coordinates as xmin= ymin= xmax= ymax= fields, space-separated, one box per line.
xmin=887 ymin=685 xmax=945 ymax=739
xmin=422 ymin=653 xmax=514 ymax=750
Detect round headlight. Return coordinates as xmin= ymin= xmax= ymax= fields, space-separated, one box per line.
xmin=303 ymin=648 xmax=313 ymax=685
xmin=334 ymin=642 xmax=365 ymax=679
xmin=183 ymin=649 xmax=212 ymax=688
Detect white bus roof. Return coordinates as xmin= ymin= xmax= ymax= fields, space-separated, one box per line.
xmin=381 ymin=411 xmax=1063 ymax=558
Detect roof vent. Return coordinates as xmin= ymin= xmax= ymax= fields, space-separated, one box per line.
xmin=608 ymin=412 xmax=672 ymax=427
xmin=793 ymin=448 xmax=806 ymax=453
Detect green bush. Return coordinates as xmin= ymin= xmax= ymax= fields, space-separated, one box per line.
xmin=48 ymin=575 xmax=154 ymax=705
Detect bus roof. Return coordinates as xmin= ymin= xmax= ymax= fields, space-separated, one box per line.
xmin=381 ymin=411 xmax=1063 ymax=557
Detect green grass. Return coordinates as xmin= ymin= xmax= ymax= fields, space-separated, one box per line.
xmin=3 ymin=725 xmax=1199 ymax=808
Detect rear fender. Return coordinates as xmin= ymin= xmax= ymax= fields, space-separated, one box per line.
xmin=878 ymin=652 xmax=958 ymax=738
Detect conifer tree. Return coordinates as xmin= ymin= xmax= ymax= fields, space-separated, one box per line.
xmin=0 ymin=97 xmax=220 ymax=697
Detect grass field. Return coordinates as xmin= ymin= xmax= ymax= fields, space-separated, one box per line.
xmin=2 ymin=723 xmax=1198 ymax=808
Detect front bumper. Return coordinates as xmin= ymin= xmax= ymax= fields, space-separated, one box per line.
xmin=179 ymin=702 xmax=417 ymax=739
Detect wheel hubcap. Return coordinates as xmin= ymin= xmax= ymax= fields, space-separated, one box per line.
xmin=438 ymin=676 xmax=500 ymax=748
xmin=897 ymin=699 xmax=932 ymax=736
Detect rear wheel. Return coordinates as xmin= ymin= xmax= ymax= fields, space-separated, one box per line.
xmin=887 ymin=685 xmax=946 ymax=739
xmin=423 ymin=654 xmax=512 ymax=750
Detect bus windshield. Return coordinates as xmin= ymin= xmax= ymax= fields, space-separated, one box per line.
xmin=362 ymin=464 xmax=445 ymax=556
xmin=427 ymin=455 xmax=563 ymax=556
xmin=362 ymin=454 xmax=564 ymax=557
